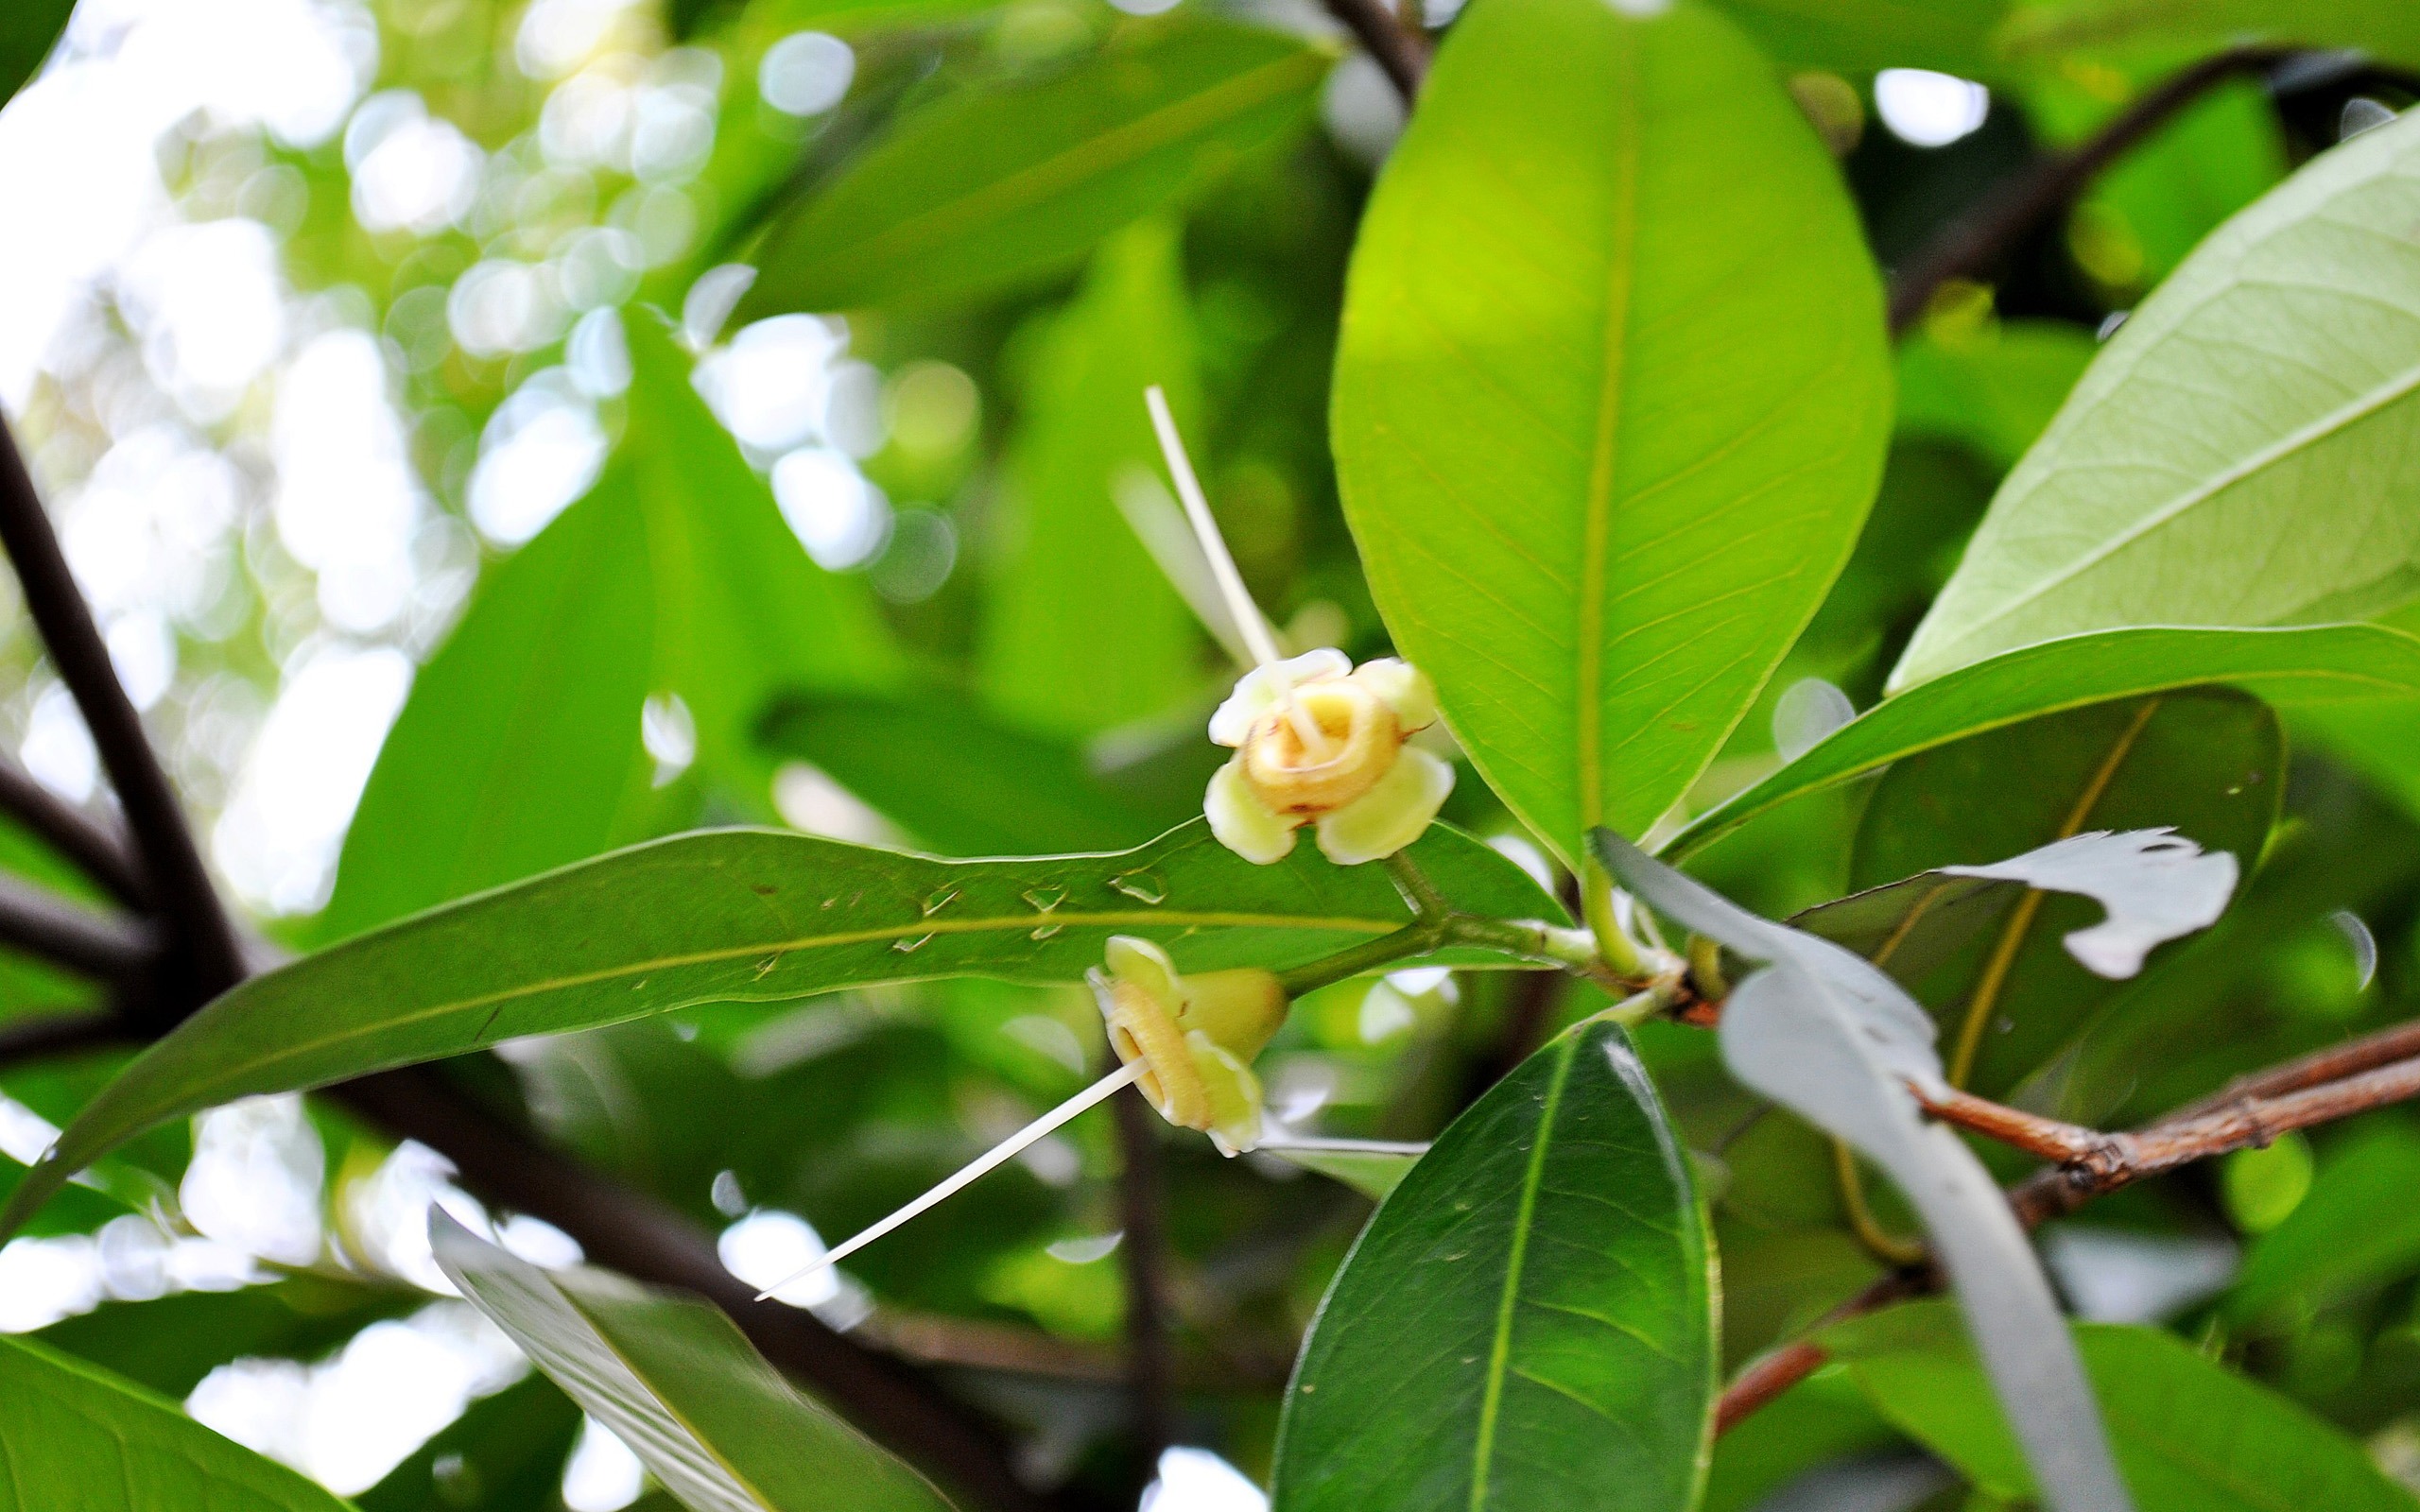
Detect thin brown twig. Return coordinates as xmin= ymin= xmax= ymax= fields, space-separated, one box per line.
xmin=1716 ymin=1049 xmax=2420 ymax=1432
xmin=1316 ymin=0 xmax=1428 ymax=104
xmin=0 ymin=757 xmax=146 ymax=907
xmin=1111 ymin=1071 xmax=1176 ymax=1489
xmin=0 ymin=418 xmax=244 ymax=1010
xmin=1886 ymin=45 xmax=2295 ymax=335
xmin=0 ymin=1006 xmax=130 ymax=1067
xmin=0 ymin=872 xmax=155 ymax=981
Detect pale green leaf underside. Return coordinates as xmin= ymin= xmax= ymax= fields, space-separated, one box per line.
xmin=435 ymin=1217 xmax=953 ymax=1512
xmin=0 ymin=821 xmax=1555 ymax=1238
xmin=1273 ymin=1020 xmax=1716 ymax=1512
xmin=0 ymin=1335 xmax=353 ymax=1512
xmin=1668 ymin=624 xmax=2420 ymax=861
xmin=1333 ymin=0 xmax=1891 ymax=866
xmin=1893 ymin=110 xmax=2420 ymax=690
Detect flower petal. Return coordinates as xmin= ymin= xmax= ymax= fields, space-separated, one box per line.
xmin=1347 ymin=658 xmax=1438 ymax=731
xmin=1104 ymin=935 xmax=1181 ymax=1007
xmin=1206 ymin=754 xmax=1300 ymax=864
xmin=1187 ymin=1031 xmax=1264 ymax=1156
xmin=1207 ymin=647 xmax=1352 ymax=746
xmin=1315 ymin=746 xmax=1455 ymax=866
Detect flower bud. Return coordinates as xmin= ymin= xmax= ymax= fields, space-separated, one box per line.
xmin=1089 ymin=936 xmax=1288 ymax=1155
xmin=1203 ymin=650 xmax=1454 ymax=867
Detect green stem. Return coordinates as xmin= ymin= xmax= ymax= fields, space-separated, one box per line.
xmin=1383 ymin=850 xmax=1451 ymax=919
xmin=1581 ymin=856 xmax=1648 ymax=979
xmin=1274 ymin=920 xmax=1443 ymax=997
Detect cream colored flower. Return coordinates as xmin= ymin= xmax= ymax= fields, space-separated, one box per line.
xmin=1089 ymin=936 xmax=1288 ymax=1155
xmin=1203 ymin=650 xmax=1453 ymax=866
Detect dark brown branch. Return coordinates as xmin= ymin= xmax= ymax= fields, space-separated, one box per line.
xmin=336 ymin=1066 xmax=1053 ymax=1512
xmin=1318 ymin=0 xmax=1428 ymax=104
xmin=1111 ymin=1080 xmax=1175 ymax=1488
xmin=0 ymin=873 xmax=155 ymax=980
xmin=0 ymin=757 xmax=146 ymax=908
xmin=0 ymin=1006 xmax=130 ymax=1068
xmin=1886 ymin=45 xmax=2295 ymax=335
xmin=2164 ymin=1017 xmax=2420 ymax=1122
xmin=1717 ymin=1050 xmax=2420 ymax=1432
xmin=0 ymin=417 xmax=244 ymax=1009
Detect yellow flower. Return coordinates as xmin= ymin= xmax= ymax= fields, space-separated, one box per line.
xmin=1203 ymin=649 xmax=1453 ymax=866
xmin=1089 ymin=936 xmax=1288 ymax=1155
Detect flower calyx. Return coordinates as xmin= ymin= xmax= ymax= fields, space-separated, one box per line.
xmin=1090 ymin=936 xmax=1288 ymax=1155
xmin=1204 ymin=649 xmax=1454 ymax=868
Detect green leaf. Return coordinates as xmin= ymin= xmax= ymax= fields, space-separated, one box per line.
xmin=1668 ymin=624 xmax=2420 ymax=861
xmin=1331 ymin=0 xmax=1892 ymax=868
xmin=0 ymin=821 xmax=1556 ymax=1238
xmin=1258 ymin=1138 xmax=1426 ymax=1199
xmin=1272 ymin=1019 xmax=1717 ymax=1512
xmin=1708 ymin=0 xmax=2010 ymax=74
xmin=1825 ymin=1300 xmax=2420 ymax=1510
xmin=0 ymin=0 xmax=69 ymax=103
xmin=2226 ymin=1124 xmax=2420 ymax=1327
xmin=1895 ymin=320 xmax=2096 ymax=472
xmin=1701 ymin=1371 xmax=1899 ymax=1512
xmin=432 ymin=1214 xmax=956 ymax=1512
xmin=979 ymin=217 xmax=1202 ymax=739
xmin=758 ymin=689 xmax=1195 ymax=854
xmin=1809 ymin=688 xmax=2279 ymax=1096
xmin=1892 ymin=112 xmax=2420 ymax=690
xmin=358 ymin=1374 xmax=582 ymax=1512
xmin=1998 ymin=0 xmax=2420 ymax=68
xmin=324 ymin=316 xmax=899 ymax=939
xmin=0 ymin=1334 xmax=354 ymax=1511
xmin=738 ymin=18 xmax=1327 ymax=317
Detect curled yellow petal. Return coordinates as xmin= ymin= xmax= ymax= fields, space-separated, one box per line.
xmin=1205 ymin=754 xmax=1300 ymax=864
xmin=1315 ymin=745 xmax=1456 ymax=866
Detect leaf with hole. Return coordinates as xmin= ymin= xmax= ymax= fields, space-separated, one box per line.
xmin=1272 ymin=1017 xmax=1716 ymax=1512
xmin=0 ymin=820 xmax=1557 ymax=1238
xmin=1668 ymin=624 xmax=2420 ymax=861
xmin=433 ymin=1213 xmax=956 ymax=1512
xmin=1331 ymin=0 xmax=1891 ymax=868
xmin=1594 ymin=830 xmax=2131 ymax=1512
xmin=1893 ymin=112 xmax=2420 ymax=689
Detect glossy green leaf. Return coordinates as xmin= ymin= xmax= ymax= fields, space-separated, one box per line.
xmin=1998 ymin=0 xmax=2420 ymax=67
xmin=738 ymin=18 xmax=1326 ymax=317
xmin=0 ymin=1334 xmax=354 ymax=1511
xmin=1709 ymin=0 xmax=2010 ymax=74
xmin=1895 ymin=320 xmax=2096 ymax=472
xmin=0 ymin=821 xmax=1556 ymax=1236
xmin=1893 ymin=112 xmax=2420 ymax=690
xmin=1826 ymin=1300 xmax=2420 ymax=1511
xmin=2227 ymin=1125 xmax=2420 ymax=1327
xmin=980 ymin=218 xmax=1203 ymax=740
xmin=1668 ymin=625 xmax=2420 ymax=860
xmin=758 ymin=689 xmax=1194 ymax=853
xmin=1812 ymin=688 xmax=2278 ymax=1096
xmin=1272 ymin=1018 xmax=1717 ymax=1512
xmin=433 ymin=1214 xmax=955 ymax=1512
xmin=324 ymin=317 xmax=899 ymax=939
xmin=0 ymin=0 xmax=69 ymax=103
xmin=1332 ymin=0 xmax=1891 ymax=868
xmin=358 ymin=1374 xmax=581 ymax=1512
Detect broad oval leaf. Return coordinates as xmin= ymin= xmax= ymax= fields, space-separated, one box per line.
xmin=1826 ymin=1300 xmax=2420 ymax=1511
xmin=0 ymin=1333 xmax=354 ymax=1511
xmin=1595 ymin=832 xmax=2132 ymax=1512
xmin=737 ymin=18 xmax=1326 ymax=317
xmin=1893 ymin=111 xmax=2420 ymax=690
xmin=432 ymin=1213 xmax=955 ymax=1512
xmin=1272 ymin=1018 xmax=1717 ymax=1512
xmin=1333 ymin=0 xmax=1891 ymax=868
xmin=0 ymin=821 xmax=1556 ymax=1237
xmin=1667 ymin=624 xmax=2420 ymax=861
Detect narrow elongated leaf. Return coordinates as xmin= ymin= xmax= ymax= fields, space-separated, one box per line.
xmin=359 ymin=1374 xmax=581 ymax=1512
xmin=1825 ymin=1301 xmax=2420 ymax=1511
xmin=759 ymin=690 xmax=1195 ymax=854
xmin=1594 ymin=831 xmax=2131 ymax=1512
xmin=1257 ymin=1137 xmax=1426 ymax=1199
xmin=1272 ymin=1019 xmax=1716 ymax=1512
xmin=0 ymin=1334 xmax=354 ymax=1512
xmin=1667 ymin=624 xmax=2420 ymax=861
xmin=432 ymin=1214 xmax=955 ymax=1512
xmin=1893 ymin=111 xmax=2420 ymax=689
xmin=738 ymin=19 xmax=1325 ymax=317
xmin=1332 ymin=0 xmax=1891 ymax=868
xmin=0 ymin=0 xmax=69 ymax=102
xmin=325 ymin=318 xmax=898 ymax=939
xmin=0 ymin=821 xmax=1556 ymax=1237
xmin=980 ymin=218 xmax=1202 ymax=740
xmin=2226 ymin=1125 xmax=2420 ymax=1327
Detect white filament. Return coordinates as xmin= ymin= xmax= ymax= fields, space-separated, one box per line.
xmin=752 ymin=1062 xmax=1143 ymax=1297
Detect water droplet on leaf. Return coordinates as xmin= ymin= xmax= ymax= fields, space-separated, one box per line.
xmin=923 ymin=885 xmax=959 ymax=916
xmin=1022 ymin=885 xmax=1067 ymax=913
xmin=1109 ymin=871 xmax=1167 ymax=904
xmin=893 ymin=934 xmax=933 ymax=953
